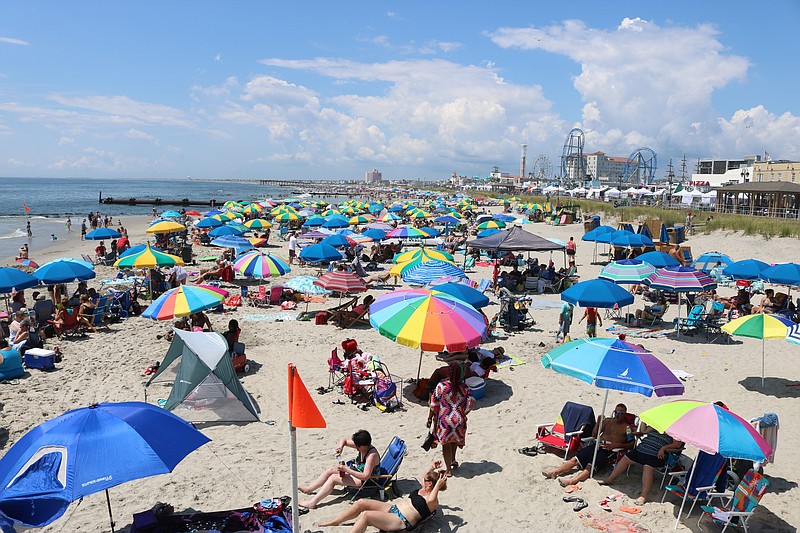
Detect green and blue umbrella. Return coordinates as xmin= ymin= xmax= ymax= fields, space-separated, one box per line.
xmin=599 ymin=259 xmax=656 ymax=284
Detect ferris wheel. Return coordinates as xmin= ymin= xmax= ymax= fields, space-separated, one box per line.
xmin=531 ymin=155 xmax=552 ymax=182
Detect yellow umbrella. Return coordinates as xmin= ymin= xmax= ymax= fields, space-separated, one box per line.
xmin=146 ymin=220 xmax=186 ymax=234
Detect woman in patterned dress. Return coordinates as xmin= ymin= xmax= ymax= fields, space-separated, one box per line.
xmin=427 ymin=362 xmax=475 ymax=477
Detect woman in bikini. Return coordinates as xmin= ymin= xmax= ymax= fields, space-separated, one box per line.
xmin=299 ymin=429 xmax=380 ymax=509
xmin=318 ymin=461 xmax=447 ymax=532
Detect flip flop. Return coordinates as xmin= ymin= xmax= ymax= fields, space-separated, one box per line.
xmin=518 ymin=447 xmax=539 ymax=456
xmin=607 ymin=493 xmax=624 ymax=501
xmin=598 ymin=499 xmax=612 ymax=512
xmin=620 ymin=506 xmax=642 ymax=514
xmin=562 ymin=496 xmax=582 ymax=503
xmin=564 ymin=484 xmax=582 ymax=494
xmin=573 ymin=500 xmax=588 ymax=512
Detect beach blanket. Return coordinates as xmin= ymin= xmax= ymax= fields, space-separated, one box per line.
xmin=476 ymin=261 xmax=494 ymax=267
xmin=528 ymin=299 xmax=564 ymax=310
xmin=496 ymin=354 xmax=526 ymax=369
xmin=242 ymin=312 xmax=297 ymax=322
xmin=605 ymin=325 xmax=669 ymax=339
xmin=579 ymin=511 xmax=651 ymax=532
xmin=100 ymin=276 xmax=144 ymax=286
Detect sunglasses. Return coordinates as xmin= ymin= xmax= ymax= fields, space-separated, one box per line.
xmin=613 ymin=410 xmax=627 ymax=416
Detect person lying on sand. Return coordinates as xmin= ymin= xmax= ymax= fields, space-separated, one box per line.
xmin=317 ymin=460 xmax=447 ymax=533
xmin=542 ymin=403 xmax=634 ymax=486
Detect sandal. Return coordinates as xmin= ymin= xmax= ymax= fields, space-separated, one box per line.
xmin=598 ymin=499 xmax=612 ymax=512
xmin=562 ymin=496 xmax=582 ymax=503
xmin=518 ymin=447 xmax=539 ymax=456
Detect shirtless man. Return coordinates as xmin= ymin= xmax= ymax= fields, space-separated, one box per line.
xmin=668 ymin=244 xmax=685 ymax=266
xmin=542 ymin=403 xmax=634 ymax=486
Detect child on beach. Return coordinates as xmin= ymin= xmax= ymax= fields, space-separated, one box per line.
xmin=579 ymin=307 xmax=601 ymax=337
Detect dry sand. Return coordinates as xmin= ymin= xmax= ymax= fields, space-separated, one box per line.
xmin=2 ymin=210 xmax=799 ymax=532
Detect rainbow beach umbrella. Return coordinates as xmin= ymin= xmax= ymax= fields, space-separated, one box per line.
xmin=145 ymin=221 xmax=186 ymax=235
xmin=141 ymin=285 xmax=224 ymax=320
xmin=639 ymin=399 xmax=774 ymax=527
xmin=369 ymin=289 xmax=487 ymax=379
xmin=722 ymin=313 xmax=795 ymax=387
xmin=233 ymin=250 xmax=291 ymax=280
xmin=385 ymin=226 xmax=428 ymax=240
xmin=114 ymin=243 xmax=183 ymax=269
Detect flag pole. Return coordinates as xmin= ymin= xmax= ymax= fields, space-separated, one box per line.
xmin=288 ymin=365 xmax=300 ymax=532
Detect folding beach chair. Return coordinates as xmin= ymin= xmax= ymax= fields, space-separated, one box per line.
xmin=327 ymin=347 xmax=346 ymax=391
xmin=697 ymin=469 xmax=768 ymax=532
xmin=350 ymin=436 xmax=407 ymax=501
xmin=662 ymin=451 xmax=728 ymax=519
xmin=535 ymin=402 xmax=595 ymax=458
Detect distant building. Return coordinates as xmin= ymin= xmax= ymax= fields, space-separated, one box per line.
xmin=365 ymin=169 xmax=382 ymax=184
xmin=754 ymin=160 xmax=799 ymax=184
xmin=584 ymin=152 xmax=628 ymax=182
xmin=690 ymin=155 xmax=761 ymax=188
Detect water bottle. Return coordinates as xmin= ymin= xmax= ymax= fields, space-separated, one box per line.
xmin=336 ymin=453 xmax=345 ymax=478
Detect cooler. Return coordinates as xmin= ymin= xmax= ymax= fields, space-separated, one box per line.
xmin=465 ymin=377 xmax=485 ymax=400
xmin=24 ymin=348 xmax=56 ymax=370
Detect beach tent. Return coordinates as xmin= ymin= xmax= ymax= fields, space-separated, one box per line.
xmin=146 ymin=330 xmax=259 ymax=423
xmin=466 ymin=226 xmax=564 ymax=252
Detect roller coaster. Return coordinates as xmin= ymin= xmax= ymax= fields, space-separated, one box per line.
xmin=560 ymin=128 xmax=587 ymax=185
xmin=621 ymin=147 xmax=658 ymax=184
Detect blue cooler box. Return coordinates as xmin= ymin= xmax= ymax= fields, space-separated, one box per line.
xmin=24 ymin=348 xmax=56 ymax=370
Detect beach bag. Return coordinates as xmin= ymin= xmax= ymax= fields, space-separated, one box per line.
xmin=315 ymin=312 xmax=329 ymax=325
xmin=421 ymin=432 xmax=437 ymax=451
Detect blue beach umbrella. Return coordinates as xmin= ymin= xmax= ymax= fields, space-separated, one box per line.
xmin=322 ymin=216 xmax=350 ymax=229
xmin=581 ymin=225 xmax=615 ymax=242
xmin=723 ymin=259 xmax=770 ymax=280
xmin=303 ymin=215 xmax=325 ymax=228
xmin=160 ymin=210 xmax=182 ymax=219
xmin=420 ymin=227 xmax=441 ymax=238
xmin=363 ymin=229 xmax=387 ymax=241
xmin=0 ymin=402 xmax=209 ymax=529
xmin=0 ymin=268 xmax=39 ymax=294
xmin=434 ymin=215 xmax=461 ymax=225
xmin=118 ymin=244 xmax=165 ymax=259
xmin=196 ymin=217 xmax=223 ymax=229
xmin=208 ymin=225 xmax=244 ymax=237
xmin=34 ymin=259 xmax=95 ymax=284
xmin=210 ymin=235 xmax=254 ymax=253
xmin=760 ymin=263 xmax=800 ymax=286
xmin=659 ymin=223 xmax=669 ymax=243
xmin=637 ymin=251 xmax=681 ymax=268
xmin=299 ymin=243 xmax=343 ymax=263
xmin=692 ymin=252 xmax=734 ymax=274
xmin=598 ymin=229 xmax=635 ymax=244
xmin=321 ymin=234 xmax=351 ymax=249
xmin=85 ymin=228 xmax=122 ymax=240
xmin=205 ymin=209 xmax=224 ymax=217
xmin=402 ymin=260 xmax=467 ymax=285
xmin=493 ymin=214 xmax=516 ymax=222
xmin=610 ymin=232 xmax=653 ymax=248
xmin=430 ymin=282 xmax=489 ymax=308
xmin=477 ymin=228 xmax=502 ymax=238
xmin=561 ymin=278 xmax=635 ymax=308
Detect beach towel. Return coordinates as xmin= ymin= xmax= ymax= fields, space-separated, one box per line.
xmin=242 ymin=312 xmax=298 ymax=322
xmin=605 ymin=325 xmax=669 ymax=339
xmin=579 ymin=511 xmax=651 ymax=532
xmin=496 ymin=354 xmax=526 ymax=369
xmin=751 ymin=413 xmax=779 ymax=464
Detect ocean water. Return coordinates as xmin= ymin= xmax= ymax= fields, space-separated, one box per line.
xmin=0 ymin=176 xmax=342 ymax=260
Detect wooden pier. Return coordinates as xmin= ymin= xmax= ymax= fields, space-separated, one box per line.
xmin=99 ymin=192 xmax=222 ymax=207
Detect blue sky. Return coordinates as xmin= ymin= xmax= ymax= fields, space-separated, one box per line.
xmin=1 ymin=1 xmax=798 ymax=181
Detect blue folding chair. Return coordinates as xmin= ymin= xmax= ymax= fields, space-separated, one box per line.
xmin=350 ymin=436 xmax=406 ymax=501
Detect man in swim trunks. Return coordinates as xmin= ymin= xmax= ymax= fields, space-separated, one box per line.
xmin=542 ymin=403 xmax=634 ymax=486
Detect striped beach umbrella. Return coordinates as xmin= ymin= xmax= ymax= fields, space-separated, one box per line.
xmin=349 ymin=215 xmax=373 ymax=225
xmin=244 ymin=219 xmax=272 ymax=229
xmin=141 ymin=285 xmax=224 ymax=320
xmin=402 ymin=260 xmax=466 ymax=285
xmin=645 ymin=266 xmax=717 ymax=292
xmin=369 ymin=289 xmax=486 ymax=379
xmin=314 ymin=271 xmax=368 ymax=293
xmin=114 ymin=243 xmax=184 ymax=269
xmin=211 ymin=212 xmax=236 ymax=222
xmin=476 ymin=220 xmax=506 ymax=230
xmin=145 ymin=221 xmax=186 ymax=234
xmin=599 ymin=259 xmax=656 ymax=284
xmin=233 ymin=251 xmax=291 ymax=279
xmin=380 ymin=212 xmax=403 ymax=222
xmin=274 ymin=212 xmax=301 ymax=222
xmin=722 ymin=313 xmax=795 ymax=386
xmin=386 ymin=226 xmax=427 ymax=239
xmin=788 ymin=323 xmax=800 ymax=347
xmin=14 ymin=259 xmax=39 ymax=269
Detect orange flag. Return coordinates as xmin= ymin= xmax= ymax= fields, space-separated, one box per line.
xmin=288 ymin=363 xmax=326 ymax=429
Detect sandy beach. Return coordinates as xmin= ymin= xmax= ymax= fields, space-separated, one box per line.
xmin=2 ymin=209 xmax=799 ymax=533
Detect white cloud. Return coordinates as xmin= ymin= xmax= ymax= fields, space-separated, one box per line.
xmin=59 ymin=136 xmax=74 ymax=145
xmin=0 ymin=36 xmax=29 ymax=46
xmin=487 ymin=19 xmax=799 ymax=161
xmin=48 ymin=94 xmax=194 ymax=128
xmin=126 ymin=128 xmax=159 ymax=144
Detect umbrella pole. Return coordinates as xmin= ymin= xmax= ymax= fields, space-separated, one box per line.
xmin=416 ymin=348 xmax=424 ymax=382
xmin=674 ymin=450 xmax=699 ymax=529
xmin=289 ymin=423 xmax=300 ymax=532
xmin=589 ymin=389 xmax=609 ymax=478
xmin=762 ymin=336 xmax=766 ymax=388
xmin=105 ymin=489 xmax=116 ymax=532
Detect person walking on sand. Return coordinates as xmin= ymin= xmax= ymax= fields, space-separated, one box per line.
xmin=566 ymin=236 xmax=577 ymax=268
xmin=288 ymin=232 xmax=298 ymax=265
xmin=579 ymin=307 xmax=601 ymax=338
xmin=428 ymin=362 xmax=475 ymax=477
xmin=558 ymin=301 xmax=574 ymax=343
xmin=81 ymin=219 xmax=87 ymax=240
xmin=66 ymin=217 xmax=72 ymax=232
